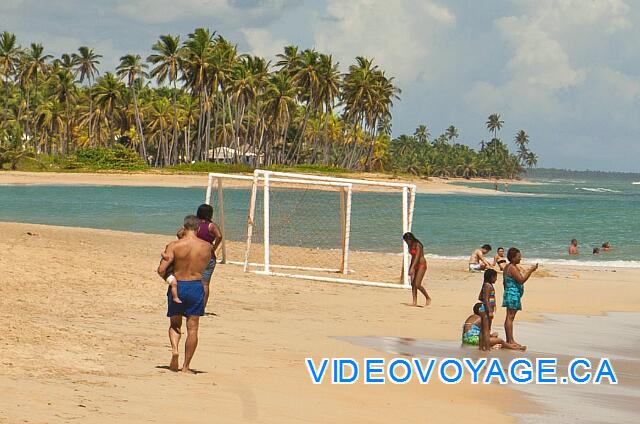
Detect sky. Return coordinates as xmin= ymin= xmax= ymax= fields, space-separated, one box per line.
xmin=1 ymin=0 xmax=639 ymax=171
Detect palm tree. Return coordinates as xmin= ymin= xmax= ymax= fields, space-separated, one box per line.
xmin=92 ymin=72 xmax=124 ymax=146
xmin=486 ymin=113 xmax=504 ymax=138
xmin=263 ymin=71 xmax=297 ymax=164
xmin=276 ymin=45 xmax=300 ymax=75
xmin=315 ymin=53 xmax=340 ymax=164
xmin=34 ymin=98 xmax=65 ymax=155
xmin=145 ymin=96 xmax=173 ymax=166
xmin=445 ymin=125 xmax=459 ymax=141
xmin=229 ymin=58 xmax=255 ymax=160
xmin=486 ymin=113 xmax=504 ymax=155
xmin=19 ymin=43 xmax=52 ymax=143
xmin=212 ymin=35 xmax=240 ymax=159
xmin=342 ymin=56 xmax=401 ymax=169
xmin=51 ymin=69 xmax=77 ymax=154
xmin=392 ymin=134 xmax=416 ymax=157
xmin=245 ymin=55 xmax=270 ymax=159
xmin=414 ymin=125 xmax=430 ymax=144
xmin=342 ymin=57 xmax=378 ymax=162
xmin=290 ymin=49 xmax=320 ymax=163
xmin=148 ymin=34 xmax=183 ymax=163
xmin=21 ymin=43 xmax=52 ymax=100
xmin=182 ymin=28 xmax=215 ymax=160
xmin=456 ymin=155 xmax=477 ymax=179
xmin=524 ymin=151 xmax=538 ymax=168
xmin=116 ymin=54 xmax=149 ymax=159
xmin=52 ymin=53 xmax=76 ymax=74
xmin=0 ymin=31 xmax=21 ymax=128
xmin=514 ymin=129 xmax=529 ymax=149
xmin=73 ymin=47 xmax=102 ymax=146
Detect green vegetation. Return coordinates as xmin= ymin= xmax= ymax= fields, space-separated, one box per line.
xmin=386 ymin=116 xmax=537 ymax=179
xmin=166 ymin=162 xmax=253 ymax=174
xmin=63 ymin=145 xmax=147 ymax=171
xmin=0 ymin=29 xmax=536 ymax=178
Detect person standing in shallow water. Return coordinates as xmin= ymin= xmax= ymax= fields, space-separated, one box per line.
xmin=502 ymin=247 xmax=538 ymax=349
xmin=569 ymin=239 xmax=579 ymax=255
xmin=403 ymin=232 xmax=431 ymax=306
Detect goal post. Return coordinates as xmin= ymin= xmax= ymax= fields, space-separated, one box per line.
xmin=205 ymin=170 xmax=416 ymax=289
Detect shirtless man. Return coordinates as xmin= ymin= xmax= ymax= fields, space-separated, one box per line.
xmin=569 ymin=239 xmax=579 ymax=255
xmin=157 ymin=215 xmax=212 ymax=374
xmin=469 ymin=244 xmax=492 ymax=271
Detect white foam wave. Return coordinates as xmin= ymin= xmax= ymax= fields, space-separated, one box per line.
xmin=528 ymin=258 xmax=640 ymax=268
xmin=425 ymin=254 xmax=469 ymax=261
xmin=575 ymin=187 xmax=622 ymax=193
xmin=425 ymin=254 xmax=640 ymax=268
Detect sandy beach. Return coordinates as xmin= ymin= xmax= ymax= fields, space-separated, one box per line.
xmin=2 ymin=221 xmax=639 ymax=423
xmin=0 ymin=171 xmax=525 ymax=195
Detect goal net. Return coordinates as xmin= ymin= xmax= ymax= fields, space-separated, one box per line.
xmin=205 ymin=170 xmax=416 ymax=288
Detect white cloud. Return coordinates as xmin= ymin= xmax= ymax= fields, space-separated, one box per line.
xmin=497 ymin=16 xmax=586 ymax=91
xmin=115 ymin=0 xmax=300 ymax=25
xmin=241 ymin=28 xmax=290 ymax=61
xmin=313 ymin=0 xmax=455 ymax=83
xmin=513 ymin=0 xmax=631 ymax=34
xmin=465 ymin=0 xmax=632 ymax=122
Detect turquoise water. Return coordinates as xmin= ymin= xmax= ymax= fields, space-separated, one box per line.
xmin=1 ymin=177 xmax=639 ymax=267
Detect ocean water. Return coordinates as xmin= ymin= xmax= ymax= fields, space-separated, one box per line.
xmin=1 ymin=176 xmax=638 ymax=267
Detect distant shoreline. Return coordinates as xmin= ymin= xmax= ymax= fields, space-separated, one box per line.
xmin=0 ymin=170 xmax=531 ymax=195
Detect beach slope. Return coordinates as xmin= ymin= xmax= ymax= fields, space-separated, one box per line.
xmin=1 ymin=222 xmax=639 ymax=423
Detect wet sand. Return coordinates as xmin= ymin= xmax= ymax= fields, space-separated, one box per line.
xmin=1 ymin=222 xmax=639 ymax=423
xmin=340 ymin=312 xmax=640 ymax=423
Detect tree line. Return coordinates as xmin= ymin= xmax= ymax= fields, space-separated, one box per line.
xmin=0 ymin=29 xmax=536 ymax=177
xmin=386 ymin=115 xmax=537 ymax=179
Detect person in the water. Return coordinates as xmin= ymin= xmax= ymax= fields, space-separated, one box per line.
xmin=569 ymin=239 xmax=579 ymax=255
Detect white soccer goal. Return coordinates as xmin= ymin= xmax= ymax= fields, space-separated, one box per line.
xmin=205 ymin=170 xmax=416 ymax=289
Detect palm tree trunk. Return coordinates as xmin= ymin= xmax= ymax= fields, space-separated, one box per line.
xmin=32 ymin=75 xmax=39 ymax=148
xmin=3 ymin=75 xmax=10 ymax=131
xmin=211 ymin=93 xmax=218 ymax=160
xmin=184 ymin=125 xmax=189 ymax=162
xmin=226 ymin=93 xmax=237 ymax=162
xmin=286 ymin=100 xmax=311 ymax=165
xmin=65 ymin=98 xmax=71 ymax=155
xmin=132 ymin=87 xmax=147 ymax=161
xmin=322 ymin=109 xmax=331 ymax=165
xmin=220 ymin=91 xmax=228 ymax=149
xmin=195 ymin=89 xmax=204 ymax=161
xmin=171 ymin=80 xmax=179 ymax=164
xmin=88 ymin=78 xmax=94 ymax=147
